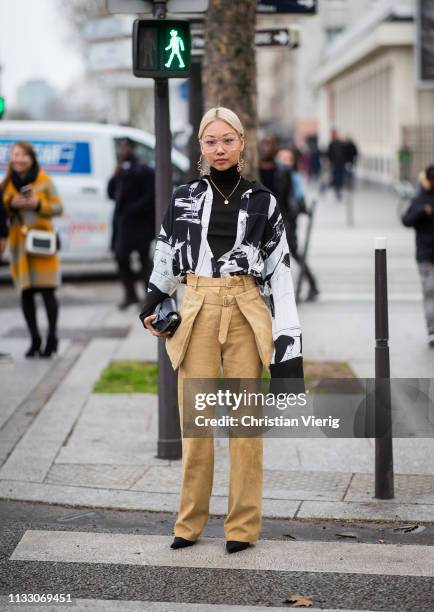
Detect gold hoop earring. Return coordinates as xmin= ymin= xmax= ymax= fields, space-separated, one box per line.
xmin=197 ymin=155 xmax=209 ymax=177
xmin=237 ymin=155 xmax=245 ymax=174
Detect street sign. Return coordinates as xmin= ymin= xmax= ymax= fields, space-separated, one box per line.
xmin=257 ymin=0 xmax=316 ymax=14
xmin=107 ymin=0 xmax=208 ymax=14
xmin=191 ymin=27 xmax=299 ymax=56
xmin=133 ymin=19 xmax=191 ymax=78
xmin=255 ymin=28 xmax=291 ymax=47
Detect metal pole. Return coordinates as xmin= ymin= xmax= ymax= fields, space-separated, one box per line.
xmin=374 ymin=237 xmax=394 ymax=498
xmin=295 ymin=199 xmax=317 ymax=303
xmin=345 ymin=168 xmax=354 ymax=227
xmin=153 ymin=0 xmax=182 ymax=460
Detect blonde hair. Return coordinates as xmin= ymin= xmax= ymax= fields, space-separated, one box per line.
xmin=198 ymin=107 xmax=244 ymax=140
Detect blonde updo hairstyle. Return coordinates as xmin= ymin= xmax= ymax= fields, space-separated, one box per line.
xmin=197 ymin=107 xmax=245 ymax=175
xmin=198 ymin=107 xmax=245 ymax=141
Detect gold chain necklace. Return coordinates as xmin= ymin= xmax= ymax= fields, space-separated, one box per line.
xmin=209 ymin=175 xmax=241 ymax=205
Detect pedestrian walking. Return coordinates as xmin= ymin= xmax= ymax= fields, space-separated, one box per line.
xmin=107 ymin=138 xmax=156 ymax=310
xmin=258 ymin=134 xmax=294 ymax=230
xmin=1 ymin=142 xmax=63 ymax=358
xmin=401 ymin=165 xmax=434 ymax=347
xmin=259 ymin=136 xmax=319 ymax=301
xmin=327 ymin=129 xmax=346 ymax=201
xmin=276 ymin=147 xmax=320 ymax=301
xmin=306 ymin=136 xmax=321 ymax=182
xmin=276 ymin=147 xmax=306 ymax=209
xmin=343 ymin=136 xmax=358 ymax=190
xmin=140 ymin=107 xmax=305 ymax=554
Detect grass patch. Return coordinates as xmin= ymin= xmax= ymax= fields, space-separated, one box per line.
xmin=93 ymin=360 xmax=158 ymax=394
xmin=93 ymin=359 xmax=357 ymax=394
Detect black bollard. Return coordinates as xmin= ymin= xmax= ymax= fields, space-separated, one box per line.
xmin=374 ymin=237 xmax=394 ymax=499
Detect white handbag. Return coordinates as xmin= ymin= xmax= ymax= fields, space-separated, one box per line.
xmin=25 ymin=229 xmax=57 ymax=256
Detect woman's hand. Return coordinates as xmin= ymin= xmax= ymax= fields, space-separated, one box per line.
xmin=424 ymin=204 xmax=433 ymax=215
xmin=25 ymin=196 xmax=40 ymax=210
xmin=10 ymin=194 xmax=28 ymax=208
xmin=142 ymin=314 xmax=172 ymax=337
xmin=10 ymin=194 xmax=39 ymax=210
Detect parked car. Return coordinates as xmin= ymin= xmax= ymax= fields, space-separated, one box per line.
xmin=0 ymin=121 xmax=189 ymax=261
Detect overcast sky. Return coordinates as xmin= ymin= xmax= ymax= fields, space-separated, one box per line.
xmin=0 ymin=0 xmax=85 ymax=105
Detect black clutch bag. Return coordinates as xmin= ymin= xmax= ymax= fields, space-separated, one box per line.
xmin=139 ymin=297 xmax=181 ymax=336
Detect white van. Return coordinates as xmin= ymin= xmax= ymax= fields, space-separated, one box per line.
xmin=0 ymin=121 xmax=189 ymax=261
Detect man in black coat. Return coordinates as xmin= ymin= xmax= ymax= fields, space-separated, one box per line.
xmin=327 ymin=129 xmax=346 ymax=201
xmin=402 ymin=165 xmax=434 ymax=346
xmin=343 ymin=136 xmax=358 ymax=190
xmin=107 ymin=138 xmax=156 ymax=309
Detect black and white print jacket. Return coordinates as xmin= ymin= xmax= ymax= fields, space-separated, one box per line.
xmin=145 ymin=177 xmax=304 ymax=379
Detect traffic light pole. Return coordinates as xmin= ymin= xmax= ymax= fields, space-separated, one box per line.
xmin=153 ymin=1 xmax=182 ymax=460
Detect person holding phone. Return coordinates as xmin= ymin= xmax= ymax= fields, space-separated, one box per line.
xmin=1 ymin=141 xmax=63 ymax=358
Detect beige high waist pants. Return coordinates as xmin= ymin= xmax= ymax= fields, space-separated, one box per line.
xmin=165 ymin=273 xmax=274 ymax=542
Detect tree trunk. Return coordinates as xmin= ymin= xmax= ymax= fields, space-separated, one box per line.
xmin=203 ymin=0 xmax=258 ymax=180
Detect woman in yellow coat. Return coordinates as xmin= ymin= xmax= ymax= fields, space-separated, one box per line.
xmin=2 ymin=141 xmax=63 ymax=358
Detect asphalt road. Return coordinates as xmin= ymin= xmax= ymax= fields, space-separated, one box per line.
xmin=1 ymin=501 xmax=433 ymax=611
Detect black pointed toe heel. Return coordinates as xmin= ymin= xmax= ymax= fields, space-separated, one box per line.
xmin=170 ymin=536 xmax=196 ymax=549
xmin=25 ymin=336 xmax=42 ymax=358
xmin=226 ymin=540 xmax=251 ymax=554
xmin=41 ymin=336 xmax=58 ymax=358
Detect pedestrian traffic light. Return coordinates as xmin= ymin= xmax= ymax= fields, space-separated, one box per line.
xmin=0 ymin=96 xmax=5 ymax=119
xmin=132 ymin=19 xmax=191 ymax=78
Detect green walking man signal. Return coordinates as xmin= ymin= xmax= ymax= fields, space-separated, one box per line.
xmin=133 ymin=19 xmax=191 ymax=78
xmin=165 ymin=28 xmax=185 ymax=68
xmin=0 ymin=96 xmax=5 ymax=119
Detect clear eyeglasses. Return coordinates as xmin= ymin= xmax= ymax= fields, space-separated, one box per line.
xmin=200 ymin=136 xmax=241 ymax=152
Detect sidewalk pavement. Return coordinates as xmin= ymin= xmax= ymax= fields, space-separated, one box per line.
xmin=0 ymin=184 xmax=433 ymax=524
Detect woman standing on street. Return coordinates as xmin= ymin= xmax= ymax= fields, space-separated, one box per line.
xmin=140 ymin=108 xmax=304 ymax=554
xmin=2 ymin=142 xmax=63 ymax=358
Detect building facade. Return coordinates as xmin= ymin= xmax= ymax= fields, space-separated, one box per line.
xmin=314 ymin=0 xmax=434 ymax=184
xmin=256 ymin=0 xmax=378 ymax=141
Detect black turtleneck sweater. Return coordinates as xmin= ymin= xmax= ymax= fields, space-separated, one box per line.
xmin=140 ymin=164 xmax=253 ymax=319
xmin=207 ymin=163 xmax=253 ymax=261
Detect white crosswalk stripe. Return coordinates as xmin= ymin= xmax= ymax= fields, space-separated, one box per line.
xmin=0 ymin=597 xmax=390 ymax=612
xmin=10 ymin=530 xmax=434 ymax=578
